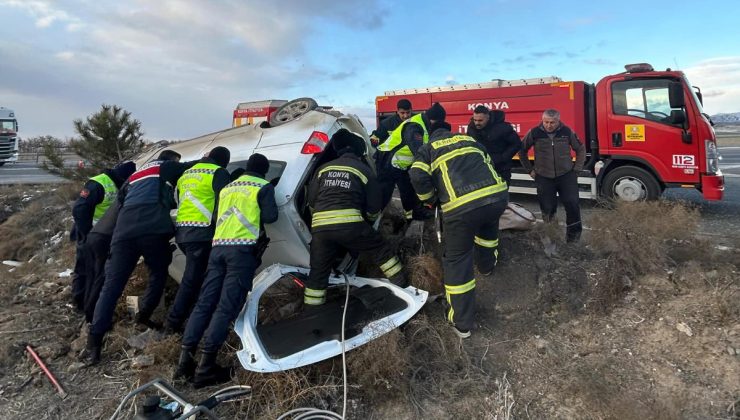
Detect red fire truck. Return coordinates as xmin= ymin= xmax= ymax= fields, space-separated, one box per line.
xmin=375 ymin=63 xmax=724 ymax=201
xmin=232 ymin=99 xmax=287 ymax=127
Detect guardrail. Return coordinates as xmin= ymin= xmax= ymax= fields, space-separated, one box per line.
xmin=16 ymin=147 xmax=81 ymax=166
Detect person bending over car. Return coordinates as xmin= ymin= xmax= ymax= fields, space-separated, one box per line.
xmin=176 ymin=153 xmax=278 ymax=388
xmin=303 ymin=129 xmax=408 ymax=308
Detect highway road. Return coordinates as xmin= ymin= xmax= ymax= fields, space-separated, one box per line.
xmin=0 ymin=162 xmax=68 ymax=185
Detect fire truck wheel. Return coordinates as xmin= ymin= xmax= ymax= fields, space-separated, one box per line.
xmin=269 ymin=97 xmax=318 ymax=127
xmin=602 ymin=165 xmax=661 ymax=202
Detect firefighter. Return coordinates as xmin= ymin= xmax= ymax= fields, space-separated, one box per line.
xmin=176 ymin=153 xmax=278 ymax=388
xmin=370 ymin=98 xmax=412 ymax=147
xmin=375 ymin=102 xmax=447 ymax=221
xmin=164 ymin=146 xmax=232 ymax=334
xmin=466 ymin=105 xmax=521 ymax=186
xmin=82 ymin=150 xmax=196 ymax=365
xmin=70 ymin=161 xmax=136 ymax=311
xmin=303 ymin=129 xmax=407 ymax=308
xmin=519 ymin=109 xmax=585 ymax=242
xmin=409 ymin=122 xmax=509 ymax=338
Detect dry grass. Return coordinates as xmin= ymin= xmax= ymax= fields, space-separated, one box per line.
xmin=407 ymin=253 xmax=444 ymax=295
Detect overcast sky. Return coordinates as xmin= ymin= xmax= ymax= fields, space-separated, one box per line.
xmin=1 ymin=0 xmax=739 ymax=140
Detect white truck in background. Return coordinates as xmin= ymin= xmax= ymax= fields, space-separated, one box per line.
xmin=0 ymin=107 xmax=19 ymax=166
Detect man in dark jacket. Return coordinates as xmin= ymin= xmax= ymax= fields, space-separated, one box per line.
xmin=410 ymin=122 xmax=509 ymax=338
xmin=83 ymin=150 xmax=197 ymax=364
xmin=519 ymin=109 xmax=586 ymax=242
xmin=303 ymin=129 xmax=407 ymax=307
xmin=70 ymin=161 xmax=136 ymax=311
xmin=165 ymin=147 xmax=231 ymax=334
xmin=370 ymin=98 xmax=412 ymax=147
xmin=375 ymin=102 xmax=446 ymax=220
xmin=176 ymin=153 xmax=278 ymax=388
xmin=466 ymin=106 xmax=521 ymax=185
xmin=82 ymin=202 xmax=120 ymax=324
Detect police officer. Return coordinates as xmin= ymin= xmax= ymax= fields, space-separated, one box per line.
xmin=375 ymin=102 xmax=447 ymax=220
xmin=409 ymin=122 xmax=508 ymax=338
xmin=519 ymin=109 xmax=585 ymax=242
xmin=176 ymin=153 xmax=277 ymax=388
xmin=303 ymin=129 xmax=407 ymax=308
xmin=370 ymin=98 xmax=412 ymax=147
xmin=165 ymin=146 xmax=231 ymax=334
xmin=83 ymin=150 xmax=196 ymax=364
xmin=70 ymin=161 xmax=136 ymax=311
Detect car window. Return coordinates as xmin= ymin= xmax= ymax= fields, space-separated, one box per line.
xmin=227 ymin=160 xmax=286 ymax=184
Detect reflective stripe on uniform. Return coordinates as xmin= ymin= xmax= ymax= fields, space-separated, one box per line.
xmin=379 ymin=256 xmax=403 ymax=278
xmin=304 ymin=287 xmax=326 ymax=305
xmin=176 ymin=190 xmax=213 ymax=226
xmin=474 ymin=236 xmax=499 ymax=248
xmin=217 ymin=206 xmax=260 ymax=238
xmin=411 ymin=161 xmax=431 ymax=174
xmin=311 ymin=208 xmax=364 ymax=227
xmin=430 ymin=147 xmax=485 ymax=172
xmin=404 ymin=209 xmax=413 ymax=220
xmin=441 ymin=183 xmax=507 ymax=213
xmin=416 ymin=190 xmax=435 ymax=202
xmin=318 ymin=165 xmax=368 ymax=184
xmin=445 ymin=279 xmax=476 ymax=295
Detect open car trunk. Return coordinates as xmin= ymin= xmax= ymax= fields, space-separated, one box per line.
xmin=234 ymin=264 xmax=428 ymax=373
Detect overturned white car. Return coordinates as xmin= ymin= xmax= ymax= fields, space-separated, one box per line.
xmin=137 ymin=98 xmax=428 ymax=372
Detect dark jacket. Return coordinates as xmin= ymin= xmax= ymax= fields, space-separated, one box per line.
xmin=247 ymin=170 xmax=279 ymax=227
xmin=409 ymin=129 xmax=508 ymax=218
xmin=111 ymin=159 xmax=197 ymax=244
xmin=518 ymin=123 xmax=586 ymax=179
xmin=71 ymin=168 xmax=127 ymax=240
xmin=307 ymin=152 xmax=382 ymax=231
xmin=466 ymin=111 xmax=521 ymax=173
xmin=89 ymin=199 xmax=121 ymax=237
xmin=371 ymin=113 xmax=404 ymax=145
xmin=175 ymin=157 xmax=232 ymax=244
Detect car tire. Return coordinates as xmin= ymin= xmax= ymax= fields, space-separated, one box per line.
xmin=601 ymin=165 xmax=661 ymax=202
xmin=269 ymin=97 xmax=318 ymax=127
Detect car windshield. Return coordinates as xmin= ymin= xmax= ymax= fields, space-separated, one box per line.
xmin=0 ymin=120 xmax=15 ymax=133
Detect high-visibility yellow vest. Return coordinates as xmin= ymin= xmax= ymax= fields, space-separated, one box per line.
xmin=212 ymin=175 xmax=268 ymax=246
xmin=176 ymin=162 xmax=219 ymax=227
xmin=377 ymin=113 xmax=429 ymax=170
xmin=90 ymin=173 xmax=118 ymax=225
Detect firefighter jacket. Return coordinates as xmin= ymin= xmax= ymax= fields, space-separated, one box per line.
xmin=307 ymin=152 xmax=382 ymax=231
xmin=518 ymin=123 xmax=586 ymax=179
xmin=175 ymin=158 xmax=231 ymax=243
xmin=409 ymin=130 xmax=508 ymax=218
xmin=212 ymin=173 xmax=278 ymax=246
xmin=376 ymin=113 xmax=429 ymax=170
xmin=111 ymin=159 xmax=197 ymax=244
xmin=71 ymin=169 xmax=126 ymax=240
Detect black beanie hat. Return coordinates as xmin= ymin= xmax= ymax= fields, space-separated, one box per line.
xmin=112 ymin=161 xmax=136 ymax=180
xmin=331 ymin=129 xmax=366 ymax=156
xmin=246 ymin=153 xmax=270 ymax=177
xmin=426 ymin=102 xmax=446 ymax=121
xmin=207 ymin=146 xmax=231 ymax=168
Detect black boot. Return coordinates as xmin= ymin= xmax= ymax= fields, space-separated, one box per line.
xmin=192 ymin=351 xmax=232 ymax=389
xmin=80 ymin=333 xmax=103 ymax=366
xmin=389 ymin=272 xmax=410 ymax=288
xmin=173 ymin=347 xmax=197 ymax=381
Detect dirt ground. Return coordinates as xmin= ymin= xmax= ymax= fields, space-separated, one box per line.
xmin=0 ymin=184 xmax=737 ymax=419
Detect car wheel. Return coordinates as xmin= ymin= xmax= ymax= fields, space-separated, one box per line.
xmin=601 ymin=165 xmax=661 ymax=201
xmin=269 ymin=97 xmax=318 ymax=127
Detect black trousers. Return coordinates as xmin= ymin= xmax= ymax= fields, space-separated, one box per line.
xmin=182 ymin=246 xmax=258 ymax=353
xmin=72 ymin=238 xmax=87 ymax=310
xmin=82 ymin=232 xmax=112 ymax=323
xmin=166 ymin=241 xmax=212 ymax=331
xmin=376 ymin=156 xmax=422 ymax=219
xmin=90 ymin=234 xmax=173 ymax=337
xmin=535 ymin=170 xmax=582 ymax=241
xmin=496 ymin=169 xmax=512 ymax=187
xmin=306 ymin=223 xmax=404 ymax=293
xmin=442 ymin=200 xmax=507 ymax=331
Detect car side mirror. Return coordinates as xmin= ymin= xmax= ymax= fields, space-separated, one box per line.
xmin=669 ymin=82 xmax=685 ymax=108
xmin=669 ymin=110 xmax=686 ymax=125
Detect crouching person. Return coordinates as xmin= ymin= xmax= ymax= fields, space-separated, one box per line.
xmin=176 ymin=153 xmax=277 ymax=388
xmin=304 ymin=129 xmax=407 ymax=308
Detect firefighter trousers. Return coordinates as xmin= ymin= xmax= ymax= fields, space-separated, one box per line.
xmin=442 ymin=200 xmax=507 ymax=331
xmin=82 ymin=232 xmax=111 ymax=323
xmin=305 ymin=223 xmax=405 ymax=305
xmin=166 ymin=241 xmax=212 ymax=331
xmin=90 ymin=234 xmax=173 ymax=337
xmin=182 ymin=246 xmax=258 ymax=353
xmin=535 ymin=170 xmax=582 ymax=242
